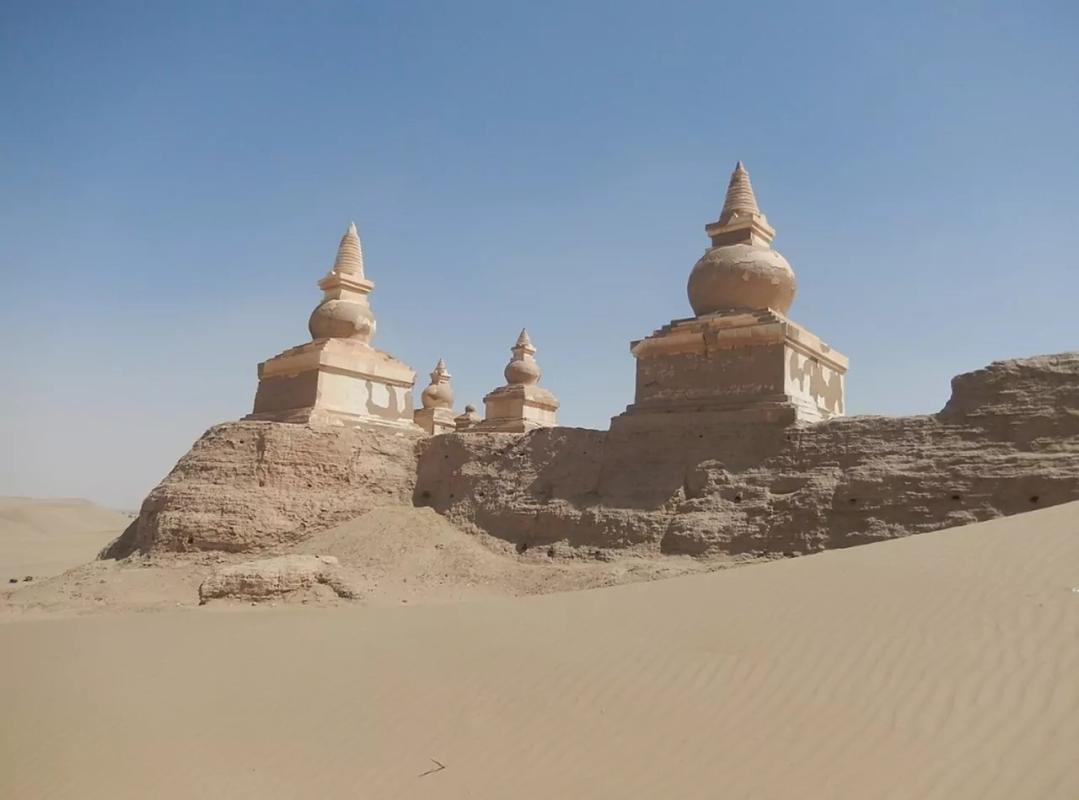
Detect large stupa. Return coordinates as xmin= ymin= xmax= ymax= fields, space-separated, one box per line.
xmin=617 ymin=162 xmax=848 ymax=428
xmin=247 ymin=223 xmax=417 ymax=428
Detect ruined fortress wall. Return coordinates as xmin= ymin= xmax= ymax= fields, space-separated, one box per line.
xmin=106 ymin=353 xmax=1077 ymax=559
xmin=103 ymin=421 xmax=423 ymax=557
xmin=414 ymin=354 xmax=1079 ymax=557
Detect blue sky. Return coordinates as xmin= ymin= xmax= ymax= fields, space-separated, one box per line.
xmin=1 ymin=0 xmax=1077 ymax=509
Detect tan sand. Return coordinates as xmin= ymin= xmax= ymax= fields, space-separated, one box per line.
xmin=0 ymin=497 xmax=131 ymax=584
xmin=2 ymin=502 xmax=1077 ymax=799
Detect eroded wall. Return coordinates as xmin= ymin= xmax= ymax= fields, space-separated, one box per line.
xmin=416 ymin=353 xmax=1079 ymax=557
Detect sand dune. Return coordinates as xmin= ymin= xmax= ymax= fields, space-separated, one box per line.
xmin=2 ymin=502 xmax=1077 ymax=798
xmin=0 ymin=497 xmax=131 ymax=584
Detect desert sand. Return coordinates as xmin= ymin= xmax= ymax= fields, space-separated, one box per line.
xmin=2 ymin=501 xmax=1076 ymax=799
xmin=0 ymin=497 xmax=131 ymax=585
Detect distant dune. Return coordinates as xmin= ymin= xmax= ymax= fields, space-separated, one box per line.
xmin=1 ymin=501 xmax=1076 ymax=799
xmin=0 ymin=497 xmax=131 ymax=583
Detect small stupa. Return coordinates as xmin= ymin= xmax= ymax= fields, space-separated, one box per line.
xmin=455 ymin=404 xmax=481 ymax=431
xmin=617 ymin=162 xmax=847 ymax=427
xmin=474 ymin=330 xmax=559 ymax=432
xmin=414 ymin=359 xmax=456 ymax=435
xmin=247 ymin=222 xmax=417 ymax=428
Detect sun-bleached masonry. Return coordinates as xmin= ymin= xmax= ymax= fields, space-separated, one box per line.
xmin=473 ymin=329 xmax=560 ymax=433
xmin=618 ymin=162 xmax=847 ymax=429
xmin=414 ymin=359 xmax=456 ymax=435
xmin=102 ymin=165 xmax=1079 ymax=561
xmin=247 ymin=223 xmax=417 ymax=429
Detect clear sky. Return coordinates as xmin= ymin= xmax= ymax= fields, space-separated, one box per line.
xmin=1 ymin=1 xmax=1077 ymax=510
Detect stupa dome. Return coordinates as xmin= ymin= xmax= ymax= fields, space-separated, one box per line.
xmin=688 ymin=244 xmax=795 ymax=315
xmin=686 ymin=162 xmax=796 ymax=316
xmin=308 ymin=298 xmax=376 ymax=340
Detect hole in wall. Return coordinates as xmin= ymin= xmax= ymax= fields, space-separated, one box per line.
xmin=733 ymin=494 xmax=742 ymax=503
xmin=516 ymin=541 xmax=529 ymax=554
xmin=1030 ymin=495 xmax=1040 ymax=504
xmin=951 ymin=494 xmax=961 ymax=501
xmin=186 ymin=536 xmax=194 ymax=545
xmin=547 ymin=547 xmax=556 ymax=558
xmin=849 ymin=497 xmax=858 ymax=505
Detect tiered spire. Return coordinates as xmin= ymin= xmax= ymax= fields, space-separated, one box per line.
xmin=706 ymin=161 xmax=775 ymax=246
xmin=332 ymin=222 xmax=365 ymax=276
xmin=717 ymin=162 xmax=761 ymax=225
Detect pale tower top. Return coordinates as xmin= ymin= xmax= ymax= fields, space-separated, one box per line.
xmin=420 ymin=358 xmax=454 ymax=410
xmin=687 ymin=162 xmax=794 ymax=316
xmin=332 ymin=221 xmax=365 ymax=277
xmin=309 ymin=222 xmax=377 ymax=342
xmin=504 ymin=329 xmax=541 ymax=386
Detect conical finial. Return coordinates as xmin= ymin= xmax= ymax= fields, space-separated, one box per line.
xmin=505 ymin=329 xmax=540 ymax=386
xmin=420 ymin=357 xmax=454 ymax=409
xmin=332 ymin=221 xmax=365 ymax=277
xmin=718 ymin=161 xmax=761 ymax=225
xmin=514 ymin=329 xmax=536 ymax=354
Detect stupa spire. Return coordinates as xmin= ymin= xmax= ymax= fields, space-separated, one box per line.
xmin=718 ymin=161 xmax=761 ymax=225
xmin=706 ymin=161 xmax=775 ymax=248
xmin=332 ymin=222 xmax=365 ymax=277
xmin=514 ymin=328 xmax=535 ymax=354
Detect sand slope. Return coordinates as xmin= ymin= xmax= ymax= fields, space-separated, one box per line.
xmin=2 ymin=502 xmax=1077 ymax=799
xmin=0 ymin=506 xmax=712 ymax=617
xmin=0 ymin=497 xmax=131 ymax=583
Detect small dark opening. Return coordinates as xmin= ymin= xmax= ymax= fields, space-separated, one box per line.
xmin=697 ymin=434 xmax=704 ymax=439
xmin=420 ymin=490 xmax=431 ymax=499
xmin=187 ymin=536 xmax=194 ymax=544
xmin=516 ymin=541 xmax=529 ymax=554
xmin=849 ymin=497 xmax=857 ymax=505
xmin=547 ymin=547 xmax=556 ymax=558
xmin=951 ymin=494 xmax=961 ymax=501
xmin=733 ymin=493 xmax=742 ymax=503
xmin=449 ymin=493 xmax=455 ymax=499
xmin=1030 ymin=495 xmax=1040 ymax=504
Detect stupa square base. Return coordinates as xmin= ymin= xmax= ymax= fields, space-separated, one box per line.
xmin=248 ymin=338 xmax=416 ymax=430
xmin=414 ymin=406 xmax=456 ymax=436
xmin=474 ymin=384 xmax=559 ymax=433
xmin=620 ymin=310 xmax=847 ymax=426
